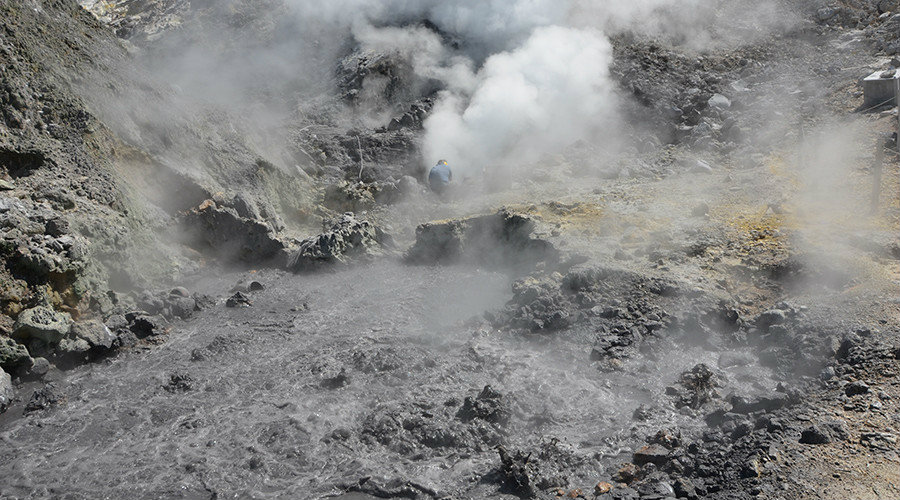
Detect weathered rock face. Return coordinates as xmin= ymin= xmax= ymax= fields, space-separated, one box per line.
xmin=70 ymin=320 xmax=116 ymax=350
xmin=288 ymin=214 xmax=390 ymax=272
xmin=323 ymin=178 xmax=424 ymax=212
xmin=404 ymin=209 xmax=558 ymax=270
xmin=12 ymin=307 xmax=73 ymax=344
xmin=338 ymin=50 xmax=419 ymax=108
xmin=182 ymin=200 xmax=285 ymax=264
xmin=0 ymin=1 xmax=150 ymax=308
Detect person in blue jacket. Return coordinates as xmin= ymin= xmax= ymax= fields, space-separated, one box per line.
xmin=428 ymin=159 xmax=452 ymax=194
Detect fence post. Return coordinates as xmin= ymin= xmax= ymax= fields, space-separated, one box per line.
xmin=872 ymin=140 xmax=883 ymax=214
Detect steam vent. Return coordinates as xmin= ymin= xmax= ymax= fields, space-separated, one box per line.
xmin=2 ymin=0 xmax=900 ymax=498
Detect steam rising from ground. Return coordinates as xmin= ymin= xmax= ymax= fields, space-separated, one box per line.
xmin=333 ymin=0 xmax=799 ymax=175
xmin=421 ymin=27 xmax=616 ymax=176
xmin=112 ymin=0 xmax=799 ymax=180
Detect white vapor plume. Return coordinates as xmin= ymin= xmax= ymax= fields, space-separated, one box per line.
xmin=309 ymin=0 xmax=799 ymax=176
xmin=111 ymin=0 xmax=799 ymax=183
xmin=421 ymin=26 xmax=615 ymax=176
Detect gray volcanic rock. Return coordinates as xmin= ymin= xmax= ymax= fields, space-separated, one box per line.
xmin=288 ymin=214 xmax=390 ymax=272
xmin=226 ymin=292 xmax=252 ymax=308
xmin=405 ymin=209 xmax=558 ymax=269
xmin=71 ymin=320 xmax=116 ymax=350
xmin=672 ymin=363 xmax=721 ymax=409
xmin=182 ymin=200 xmax=285 ymax=264
xmin=0 ymin=336 xmax=30 ymax=372
xmin=0 ymin=369 xmax=13 ymax=412
xmin=12 ymin=307 xmax=73 ymax=344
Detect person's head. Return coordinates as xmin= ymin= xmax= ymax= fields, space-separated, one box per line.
xmin=436 ymin=159 xmax=448 ymax=166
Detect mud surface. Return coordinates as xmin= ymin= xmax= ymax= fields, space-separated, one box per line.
xmin=0 ymin=259 xmax=775 ymax=499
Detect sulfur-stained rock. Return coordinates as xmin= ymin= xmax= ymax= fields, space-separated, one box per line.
xmin=614 ymin=463 xmax=638 ymax=483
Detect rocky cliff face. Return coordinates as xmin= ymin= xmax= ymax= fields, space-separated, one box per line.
xmin=1 ymin=0 xmax=147 ymax=322
xmin=0 ymin=0 xmax=324 ymax=375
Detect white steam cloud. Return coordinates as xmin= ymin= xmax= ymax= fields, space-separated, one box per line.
xmin=422 ymin=26 xmax=615 ymax=175
xmin=310 ymin=0 xmax=798 ymax=176
xmin=103 ymin=0 xmax=799 ymax=183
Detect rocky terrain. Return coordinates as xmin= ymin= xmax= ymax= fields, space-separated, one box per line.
xmin=1 ymin=0 xmax=900 ymax=499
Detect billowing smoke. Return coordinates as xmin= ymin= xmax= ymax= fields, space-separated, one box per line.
xmin=89 ymin=0 xmax=799 ymax=185
xmin=421 ymin=26 xmax=615 ymax=177
xmin=302 ymin=0 xmax=799 ymax=176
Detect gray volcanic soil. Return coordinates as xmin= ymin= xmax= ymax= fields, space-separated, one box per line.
xmin=0 ymin=259 xmax=778 ymax=499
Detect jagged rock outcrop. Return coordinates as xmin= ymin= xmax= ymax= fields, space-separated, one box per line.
xmin=288 ymin=214 xmax=391 ymax=272
xmin=181 ymin=199 xmax=285 ymax=264
xmin=405 ymin=209 xmax=558 ymax=270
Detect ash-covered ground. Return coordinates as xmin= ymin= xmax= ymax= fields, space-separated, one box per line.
xmin=1 ymin=1 xmax=900 ymax=499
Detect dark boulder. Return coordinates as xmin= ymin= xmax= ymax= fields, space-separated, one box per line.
xmin=613 ymin=463 xmax=638 ymax=483
xmin=124 ymin=313 xmax=167 ymax=338
xmin=845 ymin=380 xmax=870 ymax=396
xmin=636 ymin=480 xmax=675 ymax=499
xmin=182 ymin=199 xmax=285 ymax=263
xmin=22 ymin=357 xmax=50 ymax=379
xmin=456 ymin=385 xmax=511 ymax=426
xmin=633 ymin=444 xmax=670 ymax=466
xmin=167 ymin=296 xmax=197 ymax=319
xmin=56 ymin=336 xmax=91 ymax=359
xmin=405 ymin=209 xmax=557 ymax=270
xmin=672 ymin=363 xmax=720 ymax=409
xmin=231 ymin=279 xmax=266 ymax=293
xmin=497 ymin=446 xmax=538 ymax=498
xmin=70 ymin=320 xmax=116 ymax=350
xmin=799 ymin=425 xmax=832 ymax=444
xmin=226 ymin=292 xmax=252 ymax=308
xmin=288 ymin=213 xmax=390 ymax=272
xmin=23 ymin=384 xmax=62 ymax=414
xmin=0 ymin=336 xmax=31 ymax=371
